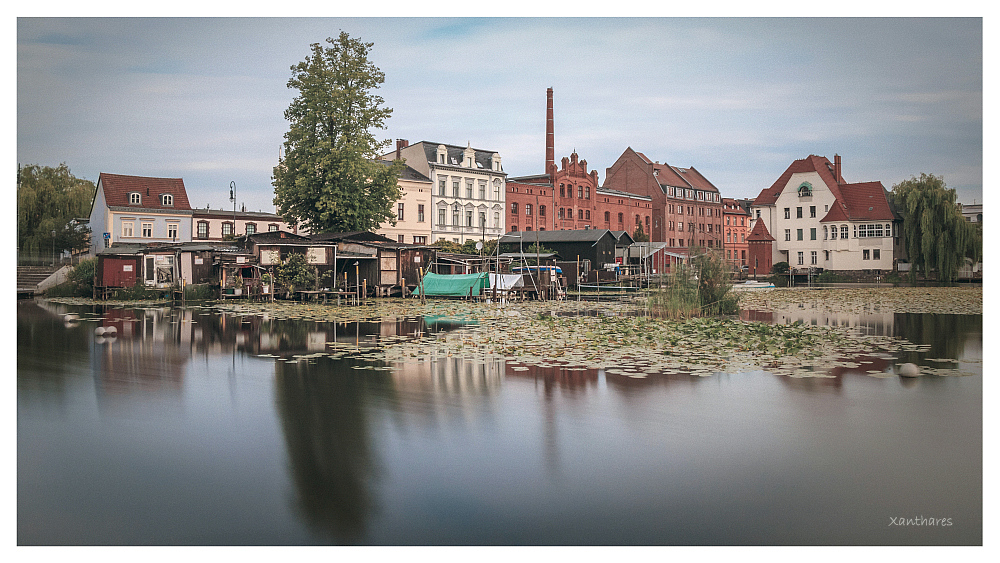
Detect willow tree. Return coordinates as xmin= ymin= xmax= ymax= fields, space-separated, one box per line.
xmin=17 ymin=164 xmax=95 ymax=258
xmin=891 ymin=173 xmax=981 ymax=282
xmin=272 ymin=32 xmax=403 ymax=234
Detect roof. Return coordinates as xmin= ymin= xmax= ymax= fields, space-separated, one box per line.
xmin=596 ymin=186 xmax=652 ymax=201
xmin=378 ymin=160 xmax=432 ymax=183
xmin=753 ymin=155 xmax=844 ymax=206
xmin=246 ymin=230 xmax=310 ymax=243
xmin=499 ymin=228 xmax=620 ymax=246
xmin=671 ymin=166 xmax=719 ymax=193
xmin=820 ymin=181 xmax=895 ymax=222
xmin=308 ymin=231 xmax=395 ymax=243
xmin=192 ymin=208 xmax=288 ymax=220
xmin=417 ymin=141 xmax=503 ymax=172
xmin=98 ymin=173 xmax=192 ymax=210
xmin=746 ymin=220 xmax=776 ymax=242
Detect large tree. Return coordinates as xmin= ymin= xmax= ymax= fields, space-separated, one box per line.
xmin=891 ymin=173 xmax=981 ymax=282
xmin=17 ymin=164 xmax=95 ymax=258
xmin=272 ymin=32 xmax=403 ymax=233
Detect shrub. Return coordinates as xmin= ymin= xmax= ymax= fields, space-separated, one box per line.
xmin=111 ymin=284 xmax=162 ymax=300
xmin=184 ymin=283 xmax=218 ymax=300
xmin=276 ymin=253 xmax=316 ymax=293
xmin=772 ymin=261 xmax=789 ymax=274
xmin=648 ymin=249 xmax=739 ymax=318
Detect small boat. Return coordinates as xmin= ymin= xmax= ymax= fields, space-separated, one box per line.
xmin=730 ymin=280 xmax=775 ymax=291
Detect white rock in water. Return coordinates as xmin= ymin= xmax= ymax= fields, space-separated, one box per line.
xmin=104 ymin=325 xmax=117 ymax=334
xmin=898 ymin=363 xmax=920 ymax=377
xmin=94 ymin=327 xmax=105 ymax=336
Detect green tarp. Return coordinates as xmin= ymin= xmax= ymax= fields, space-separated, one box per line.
xmin=418 ymin=272 xmax=489 ymax=297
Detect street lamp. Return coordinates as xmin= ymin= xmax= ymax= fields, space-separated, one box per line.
xmin=229 ymin=181 xmax=237 ymax=240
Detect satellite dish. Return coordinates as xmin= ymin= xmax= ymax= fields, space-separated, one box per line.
xmin=475 ymin=242 xmax=483 ymax=250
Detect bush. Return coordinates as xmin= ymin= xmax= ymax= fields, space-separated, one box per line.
xmin=111 ymin=284 xmax=163 ymax=300
xmin=815 ymin=271 xmax=846 ymax=283
xmin=184 ymin=283 xmax=218 ymax=300
xmin=44 ymin=257 xmax=97 ymax=297
xmin=772 ymin=261 xmax=789 ymax=274
xmin=276 ymin=253 xmax=316 ymax=293
xmin=648 ymin=249 xmax=739 ymax=318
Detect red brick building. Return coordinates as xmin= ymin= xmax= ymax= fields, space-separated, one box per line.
xmin=506 ymin=88 xmax=652 ymax=235
xmin=746 ymin=218 xmax=775 ymax=278
xmin=722 ymin=197 xmax=750 ymax=269
xmin=602 ymin=147 xmax=724 ymax=251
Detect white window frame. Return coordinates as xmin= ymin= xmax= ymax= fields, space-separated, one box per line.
xmin=122 ymin=221 xmax=135 ymax=237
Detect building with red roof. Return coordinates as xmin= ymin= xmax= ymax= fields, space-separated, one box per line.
xmin=723 ymin=197 xmax=750 ymax=271
xmin=750 ymin=155 xmax=902 ymax=273
xmin=88 ymin=173 xmax=195 ymax=254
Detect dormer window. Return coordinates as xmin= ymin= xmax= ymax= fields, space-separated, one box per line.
xmin=161 ymin=194 xmax=173 ymax=206
xmin=129 ymin=192 xmax=141 ymax=205
xmin=798 ymin=182 xmax=813 ymax=197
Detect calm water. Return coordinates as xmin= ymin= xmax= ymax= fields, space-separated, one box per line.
xmin=17 ymin=298 xmax=982 ymax=545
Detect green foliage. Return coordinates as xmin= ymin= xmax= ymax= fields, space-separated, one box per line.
xmin=17 ymin=164 xmax=96 ymax=257
xmin=814 ymin=270 xmax=846 ymax=283
xmin=460 ymin=238 xmax=499 ymax=256
xmin=647 ymin=263 xmax=700 ymax=319
xmin=772 ymin=261 xmax=789 ymax=274
xmin=111 ymin=284 xmax=162 ymax=300
xmin=46 ymin=257 xmax=98 ymax=297
xmin=690 ymin=248 xmax=740 ymax=315
xmin=632 ymin=223 xmax=650 ymax=243
xmin=184 ymin=284 xmax=218 ymax=300
xmin=272 ymin=32 xmax=403 ymax=233
xmin=891 ymin=173 xmax=982 ymax=282
xmin=276 ymin=253 xmax=317 ymax=293
xmin=431 ymin=238 xmax=462 ymax=253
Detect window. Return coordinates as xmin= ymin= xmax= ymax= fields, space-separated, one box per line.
xmin=398 ymin=203 xmax=405 ymax=221
xmin=796 ymin=229 xmax=803 ymax=241
xmin=122 ymin=221 xmax=135 ymax=237
xmin=741 ymin=233 xmax=745 ymax=242
xmin=511 ymin=226 xmax=518 ymax=232
xmin=784 ymin=208 xmax=790 ymax=219
xmin=810 ymin=251 xmax=817 ymax=265
xmin=798 ymin=183 xmax=813 ymax=196
xmin=560 ymin=185 xmax=565 ymax=198
xmin=578 ymin=186 xmax=583 ymax=198
xmin=494 ymin=212 xmax=499 ymax=228
xmin=398 ymin=235 xmax=405 ymax=243
xmin=585 ymin=186 xmax=590 ymax=199
xmin=727 ymin=231 xmax=732 ymax=243
xmin=796 ymin=207 xmax=803 ymax=219
xmin=567 ymin=185 xmax=573 ymax=199
xmin=222 ymin=222 xmax=233 ymax=237
xmin=605 ymin=211 xmax=611 ymax=222
xmin=465 ymin=210 xmax=473 ymax=227
xmin=479 ymin=183 xmax=486 ymax=199
xmin=525 ymin=226 xmax=531 ymax=231
xmin=142 ymin=223 xmax=153 ymax=238
xmin=438 ymin=208 xmax=446 ymax=226
xmin=756 ymin=209 xmax=761 ymax=218
xmin=453 ymin=205 xmax=459 ymax=226
xmin=510 ymin=202 xmax=518 ymax=215
xmin=161 ymin=194 xmax=173 ymax=206
xmin=810 ymin=228 xmax=816 ymax=240
xmin=479 ymin=212 xmax=486 ymax=228
xmin=863 ymin=249 xmax=871 ymax=260
xmin=453 ymin=180 xmax=460 ymax=197
xmin=525 ymin=204 xmax=532 ymax=216
xmin=167 ymin=223 xmax=178 ymax=240
xmin=823 ymin=226 xmax=828 ymax=240
xmin=129 ymin=193 xmax=141 ymax=205
xmin=414 ymin=236 xmax=427 ymax=245
xmin=197 ymin=221 xmax=208 ymax=238
xmin=539 ymin=205 xmax=546 ymax=217
xmin=873 ymin=249 xmax=881 ymax=260
xmin=841 ymin=225 xmax=849 ymax=239
xmin=439 ymin=179 xmax=447 ymax=196
xmin=466 ymin=181 xmax=473 ymax=199
xmin=246 ymin=223 xmax=256 ymax=235
xmin=797 ymin=251 xmax=804 ymax=265
xmin=418 ymin=204 xmax=425 ymax=222
xmin=269 ymin=224 xmax=279 ymax=232
xmin=785 ymin=229 xmax=791 ymax=241
xmin=679 ymin=222 xmax=685 ymax=232
xmin=824 ymin=250 xmax=829 ymax=261
xmin=810 ymin=206 xmax=816 ymax=218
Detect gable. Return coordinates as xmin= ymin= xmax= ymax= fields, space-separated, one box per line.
xmin=99 ymin=173 xmax=192 ymax=211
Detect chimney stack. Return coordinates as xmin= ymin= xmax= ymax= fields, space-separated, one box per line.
xmin=834 ymin=154 xmax=843 ymax=184
xmin=396 ymin=139 xmax=408 ymax=160
xmin=546 ymin=88 xmax=554 ymax=177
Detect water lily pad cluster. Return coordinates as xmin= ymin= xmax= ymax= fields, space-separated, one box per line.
xmin=738 ymin=287 xmax=982 ymax=315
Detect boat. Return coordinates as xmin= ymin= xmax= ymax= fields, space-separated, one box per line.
xmin=730 ymin=280 xmax=776 ymax=291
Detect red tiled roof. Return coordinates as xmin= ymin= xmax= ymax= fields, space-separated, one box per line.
xmin=820 ymin=181 xmax=894 ymax=222
xmin=746 ymin=219 xmax=775 ymax=241
xmin=653 ymin=163 xmax=689 ymax=188
xmin=753 ymin=155 xmax=843 ymax=206
xmin=99 ymin=173 xmax=192 ymax=210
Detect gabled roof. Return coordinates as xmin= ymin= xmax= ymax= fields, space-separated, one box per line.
xmin=746 ymin=220 xmax=776 ymax=242
xmin=820 ymin=181 xmax=895 ymax=222
xmin=754 ymin=155 xmax=844 ymax=206
xmin=671 ymin=166 xmax=719 ymax=193
xmin=99 ymin=173 xmax=192 ymax=210
xmin=378 ymin=160 xmax=432 ymax=183
xmin=652 ymin=163 xmax=690 ymax=190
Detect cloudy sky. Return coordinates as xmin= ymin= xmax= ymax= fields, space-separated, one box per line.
xmin=17 ymin=16 xmax=983 ymax=214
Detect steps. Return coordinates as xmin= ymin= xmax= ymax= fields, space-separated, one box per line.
xmin=17 ymin=265 xmax=60 ymax=291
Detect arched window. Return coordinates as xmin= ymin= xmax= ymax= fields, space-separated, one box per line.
xmin=161 ymin=194 xmax=173 ymax=206
xmin=798 ymin=182 xmax=813 ymax=197
xmin=618 ymin=213 xmax=624 ymax=223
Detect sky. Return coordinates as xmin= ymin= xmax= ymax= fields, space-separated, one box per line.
xmin=16 ymin=15 xmax=984 ymax=215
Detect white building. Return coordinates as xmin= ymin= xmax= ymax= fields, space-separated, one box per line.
xmin=387 ymin=140 xmax=506 ymax=245
xmin=88 ymin=173 xmax=194 ymax=255
xmin=751 ymin=155 xmax=902 ymax=272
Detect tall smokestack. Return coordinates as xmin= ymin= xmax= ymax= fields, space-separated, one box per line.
xmin=834 ymin=154 xmax=843 ymax=184
xmin=546 ymin=88 xmax=554 ymax=177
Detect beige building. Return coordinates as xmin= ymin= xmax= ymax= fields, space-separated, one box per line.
xmin=376 ymin=162 xmax=433 ymax=245
xmin=192 ymin=208 xmax=299 ymax=241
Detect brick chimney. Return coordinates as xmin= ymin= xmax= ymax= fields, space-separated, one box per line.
xmin=546 ymin=88 xmax=554 ymax=177
xmin=834 ymin=154 xmax=843 ymax=184
xmin=396 ymin=139 xmax=408 ymax=160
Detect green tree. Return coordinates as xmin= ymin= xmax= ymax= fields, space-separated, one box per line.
xmin=632 ymin=223 xmax=649 ymax=242
xmin=431 ymin=239 xmax=462 ymax=253
xmin=276 ymin=253 xmax=317 ymax=293
xmin=272 ymin=32 xmax=403 ymax=233
xmin=17 ymin=164 xmax=96 ymax=259
xmin=891 ymin=173 xmax=981 ymax=282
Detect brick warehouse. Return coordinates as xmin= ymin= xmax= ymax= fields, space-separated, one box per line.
xmin=505 ymin=88 xmax=652 ymax=235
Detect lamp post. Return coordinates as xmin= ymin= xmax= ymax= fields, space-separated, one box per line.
xmin=229 ymin=181 xmax=237 ymax=240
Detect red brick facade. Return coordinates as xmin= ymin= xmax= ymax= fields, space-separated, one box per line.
xmin=722 ymin=197 xmax=750 ymax=269
xmin=602 ymin=147 xmax=723 ymax=251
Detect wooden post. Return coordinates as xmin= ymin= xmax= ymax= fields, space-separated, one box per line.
xmin=401 ymin=278 xmax=406 ymax=298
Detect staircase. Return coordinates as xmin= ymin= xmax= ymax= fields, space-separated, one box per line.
xmin=17 ymin=265 xmax=60 ymax=297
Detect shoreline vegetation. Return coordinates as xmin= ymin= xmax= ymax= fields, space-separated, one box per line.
xmin=44 ymin=286 xmax=981 ymax=379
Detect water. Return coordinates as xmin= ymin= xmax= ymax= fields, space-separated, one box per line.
xmin=17 ymin=299 xmax=982 ymax=545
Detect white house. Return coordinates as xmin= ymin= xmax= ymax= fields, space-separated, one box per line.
xmin=387 ymin=140 xmax=506 ymax=245
xmin=88 ymin=173 xmax=194 ymax=255
xmin=752 ymin=155 xmax=901 ymax=272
